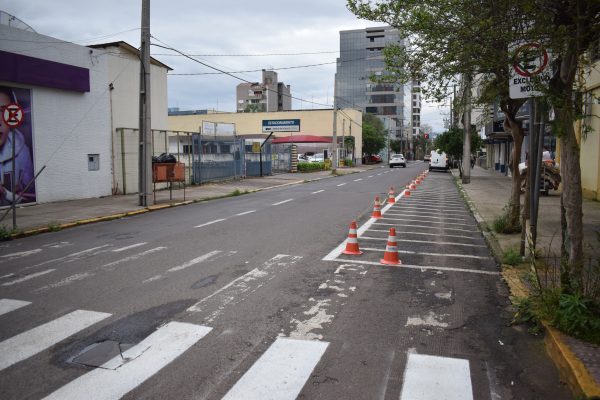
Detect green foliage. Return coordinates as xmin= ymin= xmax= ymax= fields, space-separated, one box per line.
xmin=390 ymin=139 xmax=402 ymax=154
xmin=512 ymin=297 xmax=542 ymax=334
xmin=502 ymin=249 xmax=522 ymax=266
xmin=47 ymin=222 xmax=61 ymax=232
xmin=231 ymin=189 xmax=242 ymax=196
xmin=344 ymin=159 xmax=354 ymax=167
xmin=492 ymin=211 xmax=522 ymax=234
xmin=551 ymin=294 xmax=600 ymax=343
xmin=434 ymin=127 xmax=483 ymax=160
xmin=362 ymin=113 xmax=386 ymax=155
xmin=243 ymin=104 xmax=265 ymax=113
xmin=0 ymin=225 xmax=14 ymax=240
xmin=298 ymin=162 xmax=326 ymax=172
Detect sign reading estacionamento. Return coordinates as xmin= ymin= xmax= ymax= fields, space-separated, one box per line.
xmin=262 ymin=119 xmax=300 ymax=133
xmin=509 ymin=42 xmax=552 ymax=99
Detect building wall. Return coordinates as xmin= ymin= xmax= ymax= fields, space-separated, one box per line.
xmin=0 ymin=25 xmax=112 ymax=203
xmin=95 ymin=45 xmax=170 ymax=194
xmin=168 ymin=109 xmax=363 ymax=160
xmin=579 ymin=60 xmax=600 ymax=200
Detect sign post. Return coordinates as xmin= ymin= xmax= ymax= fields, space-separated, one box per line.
xmin=509 ymin=42 xmax=551 ymax=254
xmin=2 ymin=102 xmax=24 ymax=229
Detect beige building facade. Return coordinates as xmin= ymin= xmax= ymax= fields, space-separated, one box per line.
xmin=577 ymin=57 xmax=600 ymax=201
xmin=168 ymin=108 xmax=363 ymax=163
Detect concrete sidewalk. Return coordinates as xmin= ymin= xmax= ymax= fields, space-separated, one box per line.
xmin=452 ymin=166 xmax=600 ymax=399
xmin=0 ymin=165 xmax=379 ymax=236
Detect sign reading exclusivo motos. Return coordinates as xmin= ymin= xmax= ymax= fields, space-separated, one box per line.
xmin=509 ymin=42 xmax=552 ymax=99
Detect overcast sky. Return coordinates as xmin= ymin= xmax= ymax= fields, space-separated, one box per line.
xmin=3 ymin=0 xmax=449 ymax=132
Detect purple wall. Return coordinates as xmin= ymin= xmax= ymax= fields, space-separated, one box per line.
xmin=0 ymin=50 xmax=90 ymax=92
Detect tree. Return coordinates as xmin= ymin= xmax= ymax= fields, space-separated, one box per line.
xmin=522 ymin=0 xmax=600 ymax=292
xmin=390 ymin=139 xmax=402 ymax=154
xmin=347 ymin=0 xmax=527 ymax=230
xmin=362 ymin=113 xmax=386 ymax=155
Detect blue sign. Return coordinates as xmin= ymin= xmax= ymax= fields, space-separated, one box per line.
xmin=262 ymin=119 xmax=300 ymax=133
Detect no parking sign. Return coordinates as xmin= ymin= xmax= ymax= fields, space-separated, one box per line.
xmin=1 ymin=103 xmax=24 ymax=129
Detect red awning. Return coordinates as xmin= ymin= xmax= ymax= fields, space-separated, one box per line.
xmin=271 ymin=135 xmax=332 ymax=144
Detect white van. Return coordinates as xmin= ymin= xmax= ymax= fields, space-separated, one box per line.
xmin=429 ymin=150 xmax=449 ymax=171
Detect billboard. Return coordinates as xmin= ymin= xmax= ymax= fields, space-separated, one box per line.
xmin=262 ymin=119 xmax=300 ymax=133
xmin=202 ymin=121 xmax=235 ymax=136
xmin=0 ymin=85 xmax=36 ymax=206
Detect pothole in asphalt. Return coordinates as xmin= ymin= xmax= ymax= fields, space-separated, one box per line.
xmin=191 ymin=274 xmax=219 ymax=289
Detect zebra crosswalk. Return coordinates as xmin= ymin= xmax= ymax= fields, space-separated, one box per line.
xmin=0 ymin=297 xmax=476 ymax=399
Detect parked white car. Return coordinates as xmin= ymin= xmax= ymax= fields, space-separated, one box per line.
xmin=389 ymin=154 xmax=406 ymax=168
xmin=429 ymin=150 xmax=449 ymax=171
xmin=308 ymin=153 xmax=325 ymax=163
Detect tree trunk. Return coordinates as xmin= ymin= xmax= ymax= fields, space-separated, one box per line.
xmin=462 ymin=74 xmax=472 ymax=184
xmin=558 ymin=108 xmax=584 ymax=291
xmin=504 ymin=115 xmax=524 ymax=229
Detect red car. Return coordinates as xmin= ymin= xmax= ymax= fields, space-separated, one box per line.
xmin=367 ymin=154 xmax=382 ymax=163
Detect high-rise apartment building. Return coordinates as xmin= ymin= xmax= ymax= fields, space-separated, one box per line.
xmin=236 ymin=70 xmax=291 ymax=112
xmin=411 ymin=80 xmax=421 ymax=136
xmin=334 ymin=26 xmax=406 ymax=141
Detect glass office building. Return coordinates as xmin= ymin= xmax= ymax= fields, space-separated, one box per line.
xmin=335 ymin=26 xmax=406 ymax=141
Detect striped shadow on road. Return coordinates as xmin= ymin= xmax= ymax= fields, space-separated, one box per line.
xmin=0 ymin=310 xmax=111 ymax=371
xmin=43 ymin=321 xmax=212 ymax=400
xmin=222 ymin=337 xmax=328 ymax=400
xmin=400 ymin=353 xmax=473 ymax=400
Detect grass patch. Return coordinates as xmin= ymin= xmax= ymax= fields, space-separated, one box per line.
xmin=0 ymin=225 xmax=15 ymax=240
xmin=503 ymin=249 xmax=522 ymax=266
xmin=47 ymin=222 xmax=62 ymax=232
xmin=492 ymin=212 xmax=522 ymax=234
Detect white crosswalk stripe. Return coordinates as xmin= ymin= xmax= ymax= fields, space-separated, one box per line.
xmin=0 ymin=298 xmax=31 ymax=316
xmin=0 ymin=309 xmax=111 ymax=371
xmin=400 ymin=353 xmax=473 ymax=400
xmin=222 ymin=337 xmax=329 ymax=400
xmin=42 ymin=321 xmax=212 ymax=400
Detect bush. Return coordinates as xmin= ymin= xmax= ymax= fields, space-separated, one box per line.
xmin=297 ymin=162 xmax=326 ymax=172
xmin=492 ymin=213 xmax=521 ymax=234
xmin=503 ymin=249 xmax=522 ymax=266
xmin=344 ymin=159 xmax=354 ymax=167
xmin=551 ymin=293 xmax=600 ymax=343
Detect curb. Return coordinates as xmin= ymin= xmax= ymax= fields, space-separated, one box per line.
xmin=452 ymin=171 xmax=600 ymax=399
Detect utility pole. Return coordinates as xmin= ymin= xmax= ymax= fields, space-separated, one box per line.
xmin=138 ymin=0 xmax=152 ymax=206
xmin=332 ymin=108 xmax=338 ymax=173
xmin=462 ymin=74 xmax=472 ymax=184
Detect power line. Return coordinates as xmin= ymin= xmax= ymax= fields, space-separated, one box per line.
xmin=150 ymin=35 xmax=333 ymax=109
xmin=152 ymin=50 xmax=340 ymax=57
xmin=169 ymin=61 xmax=337 ymax=75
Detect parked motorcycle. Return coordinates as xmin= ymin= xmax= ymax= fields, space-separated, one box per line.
xmin=519 ymin=161 xmax=561 ymax=196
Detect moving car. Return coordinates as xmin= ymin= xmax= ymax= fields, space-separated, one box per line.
xmin=429 ymin=150 xmax=449 ymax=171
xmin=389 ymin=154 xmax=406 ymax=168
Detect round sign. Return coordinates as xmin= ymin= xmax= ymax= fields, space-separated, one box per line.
xmin=1 ymin=103 xmax=25 ymax=129
xmin=513 ymin=43 xmax=549 ymax=77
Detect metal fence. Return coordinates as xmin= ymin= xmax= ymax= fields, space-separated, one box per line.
xmin=114 ymin=128 xmax=273 ymax=194
xmin=272 ymin=143 xmax=293 ymax=173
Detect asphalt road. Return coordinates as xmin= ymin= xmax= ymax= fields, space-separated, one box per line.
xmin=0 ymin=162 xmax=571 ymax=399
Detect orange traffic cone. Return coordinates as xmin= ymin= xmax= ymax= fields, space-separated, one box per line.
xmin=388 ymin=187 xmax=395 ymax=204
xmin=342 ymin=220 xmax=363 ymax=255
xmin=372 ymin=196 xmax=382 ymax=218
xmin=380 ymin=227 xmax=401 ymax=265
xmin=404 ymin=185 xmax=411 ymax=196
xmin=410 ymin=180 xmax=417 ymax=190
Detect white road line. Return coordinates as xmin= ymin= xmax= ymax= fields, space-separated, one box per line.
xmin=235 ymin=210 xmax=256 ymax=216
xmin=0 ymin=299 xmax=31 ymax=316
xmin=112 ymin=242 xmax=147 ymax=252
xmin=0 ymin=248 xmax=42 ymax=259
xmin=0 ymin=273 xmax=15 ymax=279
xmin=34 ymin=272 xmax=95 ymax=293
xmin=195 ymin=218 xmax=226 ymax=228
xmin=331 ymin=259 xmax=499 ymax=275
xmin=384 ymin=212 xmax=466 ymax=221
xmin=398 ymin=205 xmax=467 ymax=212
xmin=272 ymin=199 xmax=294 ymax=206
xmin=368 ymin=175 xmax=374 ymax=178
xmin=400 ymin=353 xmax=473 ymax=400
xmin=373 ymin=222 xmax=478 ymax=233
xmin=360 ymin=236 xmax=485 ymax=247
xmin=366 ymin=229 xmax=481 ymax=241
xmin=102 ymin=247 xmax=166 ymax=269
xmin=222 ymin=337 xmax=329 ymax=400
xmin=2 ymin=269 xmax=55 ymax=286
xmin=28 ymin=245 xmax=111 ymax=269
xmin=401 ymin=200 xmax=465 ymax=206
xmin=167 ymin=250 xmax=222 ymax=273
xmin=337 ymin=183 xmax=347 ymax=187
xmin=361 ymin=248 xmax=492 ymax=260
xmin=0 ymin=310 xmax=111 ymax=371
xmin=43 ymin=321 xmax=212 ymax=400
xmin=385 ymin=210 xmax=468 ymax=218
xmin=311 ymin=189 xmax=325 ymax=194
xmin=380 ymin=216 xmax=475 ymax=227
xmin=354 ymin=178 xmax=363 ymax=182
